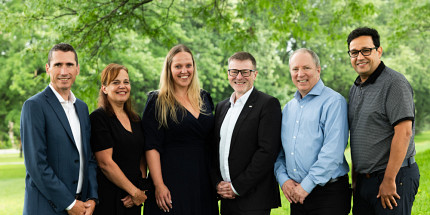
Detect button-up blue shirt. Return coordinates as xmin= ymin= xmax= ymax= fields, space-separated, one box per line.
xmin=274 ymin=80 xmax=349 ymax=193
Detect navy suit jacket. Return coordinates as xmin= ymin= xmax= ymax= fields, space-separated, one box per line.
xmin=211 ymin=88 xmax=282 ymax=211
xmin=20 ymin=86 xmax=98 ymax=214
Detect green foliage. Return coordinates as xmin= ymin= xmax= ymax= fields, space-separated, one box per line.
xmin=383 ymin=1 xmax=430 ymax=133
xmin=1 ymin=0 xmax=430 ymax=141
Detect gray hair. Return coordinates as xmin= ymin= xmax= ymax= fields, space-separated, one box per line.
xmin=289 ymin=48 xmax=320 ymax=68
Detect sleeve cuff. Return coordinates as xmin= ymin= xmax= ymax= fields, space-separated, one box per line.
xmin=276 ymin=173 xmax=290 ymax=188
xmin=65 ymin=199 xmax=76 ymax=211
xmin=301 ymin=176 xmax=317 ymax=194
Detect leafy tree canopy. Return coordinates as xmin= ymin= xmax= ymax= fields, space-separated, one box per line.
xmin=1 ymin=0 xmax=429 ymax=146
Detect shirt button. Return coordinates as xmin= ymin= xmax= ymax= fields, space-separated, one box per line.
xmin=293 ymin=136 xmax=296 ymax=139
xmin=291 ymin=152 xmax=294 ymax=155
xmin=296 ymin=121 xmax=299 ymax=123
xmin=293 ymin=169 xmax=297 ymax=171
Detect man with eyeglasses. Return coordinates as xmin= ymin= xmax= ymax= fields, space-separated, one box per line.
xmin=210 ymin=52 xmax=282 ymax=214
xmin=274 ymin=48 xmax=351 ymax=215
xmin=347 ymin=27 xmax=419 ymax=215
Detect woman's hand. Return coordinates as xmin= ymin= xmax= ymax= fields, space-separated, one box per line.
xmin=121 ymin=195 xmax=133 ymax=208
xmin=131 ymin=189 xmax=147 ymax=206
xmin=155 ymin=184 xmax=172 ymax=212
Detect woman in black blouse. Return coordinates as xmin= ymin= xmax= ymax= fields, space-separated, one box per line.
xmin=90 ymin=63 xmax=147 ymax=214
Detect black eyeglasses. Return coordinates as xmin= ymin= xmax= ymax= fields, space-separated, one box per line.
xmin=228 ymin=69 xmax=255 ymax=77
xmin=348 ymin=47 xmax=378 ymax=58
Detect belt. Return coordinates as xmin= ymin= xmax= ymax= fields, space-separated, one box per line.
xmin=75 ymin=193 xmax=82 ymax=200
xmin=363 ymin=156 xmax=415 ymax=179
xmin=401 ymin=156 xmax=415 ymax=167
xmin=327 ymin=174 xmax=348 ymax=184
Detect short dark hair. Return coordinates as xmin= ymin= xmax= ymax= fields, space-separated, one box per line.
xmin=228 ymin=51 xmax=257 ymax=69
xmin=347 ymin=27 xmax=380 ymax=49
xmin=47 ymin=43 xmax=78 ymax=66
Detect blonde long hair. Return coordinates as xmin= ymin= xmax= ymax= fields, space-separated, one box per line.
xmin=156 ymin=44 xmax=203 ymax=128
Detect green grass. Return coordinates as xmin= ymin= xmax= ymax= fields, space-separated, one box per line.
xmin=415 ymin=130 xmax=430 ymax=153
xmin=0 ymin=154 xmax=25 ymax=215
xmin=1 ymin=132 xmax=429 ymax=215
xmin=0 ymin=164 xmax=26 ymax=180
xmin=0 ymin=153 xmax=24 ymax=164
xmin=271 ymin=148 xmax=430 ymax=215
xmin=414 ymin=130 xmax=430 ymax=143
xmin=411 ymin=148 xmax=430 ymax=215
xmin=0 ymin=178 xmax=25 ymax=215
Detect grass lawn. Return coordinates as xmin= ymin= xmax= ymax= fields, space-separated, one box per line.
xmin=0 ymin=154 xmax=25 ymax=215
xmin=1 ymin=132 xmax=429 ymax=214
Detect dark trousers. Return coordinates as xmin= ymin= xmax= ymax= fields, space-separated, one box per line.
xmin=353 ymin=162 xmax=420 ymax=215
xmin=291 ymin=175 xmax=352 ymax=215
xmin=220 ymin=207 xmax=270 ymax=215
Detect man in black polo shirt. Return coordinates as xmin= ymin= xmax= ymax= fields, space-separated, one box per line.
xmin=347 ymin=27 xmax=420 ymax=215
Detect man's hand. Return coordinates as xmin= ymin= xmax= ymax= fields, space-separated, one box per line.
xmin=376 ymin=120 xmax=411 ymax=210
xmin=377 ymin=177 xmax=400 ymax=209
xmin=217 ymin=181 xmax=237 ymax=199
xmin=67 ymin=200 xmax=85 ymax=215
xmin=292 ymin=184 xmax=309 ymax=204
xmin=83 ymin=199 xmax=96 ymax=215
xmin=281 ymin=179 xmax=299 ymax=203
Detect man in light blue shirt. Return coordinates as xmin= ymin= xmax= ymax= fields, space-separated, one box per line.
xmin=274 ymin=48 xmax=351 ymax=215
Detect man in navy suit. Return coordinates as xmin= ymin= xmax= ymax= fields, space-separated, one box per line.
xmin=20 ymin=43 xmax=98 ymax=215
xmin=211 ymin=52 xmax=282 ymax=215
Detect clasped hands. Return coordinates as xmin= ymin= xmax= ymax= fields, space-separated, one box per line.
xmin=281 ymin=179 xmax=309 ymax=204
xmin=67 ymin=199 xmax=96 ymax=215
xmin=121 ymin=188 xmax=147 ymax=209
xmin=217 ymin=181 xmax=237 ymax=199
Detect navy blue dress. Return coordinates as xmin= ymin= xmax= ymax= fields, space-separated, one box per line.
xmin=142 ymin=90 xmax=218 ymax=215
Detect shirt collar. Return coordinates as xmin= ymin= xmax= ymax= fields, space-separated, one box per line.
xmin=354 ymin=61 xmax=386 ymax=86
xmin=294 ymin=79 xmax=324 ymax=100
xmin=230 ymin=86 xmax=254 ymax=105
xmin=49 ymin=84 xmax=76 ymax=104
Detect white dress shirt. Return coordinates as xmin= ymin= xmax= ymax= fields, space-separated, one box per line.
xmin=49 ymin=84 xmax=83 ymax=209
xmin=219 ymin=87 xmax=253 ymax=195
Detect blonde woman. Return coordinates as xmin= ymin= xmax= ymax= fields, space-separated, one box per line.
xmin=90 ymin=63 xmax=147 ymax=214
xmin=142 ymin=44 xmax=218 ymax=214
